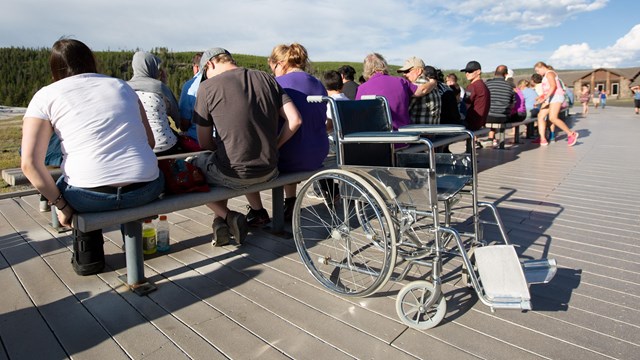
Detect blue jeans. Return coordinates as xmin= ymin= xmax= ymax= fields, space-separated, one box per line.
xmin=56 ymin=173 xmax=164 ymax=213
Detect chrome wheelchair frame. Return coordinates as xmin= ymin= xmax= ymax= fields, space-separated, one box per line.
xmin=292 ymin=95 xmax=556 ymax=329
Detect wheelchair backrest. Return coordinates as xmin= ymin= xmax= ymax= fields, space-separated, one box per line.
xmin=332 ymin=97 xmax=395 ymax=167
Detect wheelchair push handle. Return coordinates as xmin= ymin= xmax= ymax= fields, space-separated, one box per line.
xmin=306 ymin=95 xmax=328 ymax=103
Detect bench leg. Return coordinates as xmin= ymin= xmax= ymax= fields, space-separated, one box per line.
xmin=51 ymin=206 xmax=60 ymax=228
xmin=514 ymin=125 xmax=521 ymax=144
xmin=270 ymin=186 xmax=290 ymax=237
xmin=50 ymin=205 xmax=71 ymax=233
xmin=120 ymin=221 xmax=156 ymax=296
xmin=499 ymin=126 xmax=506 ymax=149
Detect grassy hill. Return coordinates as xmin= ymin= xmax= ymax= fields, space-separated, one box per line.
xmin=0 ymin=47 xmax=407 ymax=108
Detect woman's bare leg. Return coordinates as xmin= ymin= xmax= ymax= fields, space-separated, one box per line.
xmin=537 ymin=107 xmax=549 ymax=140
xmin=547 ymin=102 xmax=574 ymax=135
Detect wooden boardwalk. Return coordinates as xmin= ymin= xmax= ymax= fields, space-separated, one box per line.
xmin=1 ymin=106 xmax=639 ymax=360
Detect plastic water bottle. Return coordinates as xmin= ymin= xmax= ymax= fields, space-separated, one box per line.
xmin=156 ymin=215 xmax=170 ymax=252
xmin=142 ymin=219 xmax=157 ymax=255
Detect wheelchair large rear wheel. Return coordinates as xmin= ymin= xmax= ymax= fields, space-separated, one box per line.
xmin=293 ymin=169 xmax=396 ymax=297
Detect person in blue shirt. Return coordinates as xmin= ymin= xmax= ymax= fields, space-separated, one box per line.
xmin=179 ymin=52 xmax=203 ymax=141
xmin=520 ymin=79 xmax=538 ymax=138
xmin=599 ymin=89 xmax=607 ymax=109
xmin=632 ymin=86 xmax=640 ymax=115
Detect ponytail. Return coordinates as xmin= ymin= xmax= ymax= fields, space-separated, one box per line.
xmin=269 ymin=43 xmax=310 ymax=73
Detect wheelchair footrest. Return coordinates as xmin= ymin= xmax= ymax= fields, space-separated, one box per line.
xmin=522 ymin=258 xmax=557 ymax=284
xmin=475 ymin=245 xmax=531 ymax=309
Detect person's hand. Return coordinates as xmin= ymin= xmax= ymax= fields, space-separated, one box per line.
xmin=56 ymin=200 xmax=74 ymax=227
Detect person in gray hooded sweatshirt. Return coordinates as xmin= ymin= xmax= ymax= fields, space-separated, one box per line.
xmin=128 ymin=51 xmax=182 ymax=155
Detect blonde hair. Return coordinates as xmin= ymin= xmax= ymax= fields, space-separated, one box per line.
xmin=517 ymin=79 xmax=529 ymax=88
xmin=534 ymin=61 xmax=554 ymax=70
xmin=362 ymin=53 xmax=389 ymax=80
xmin=269 ymin=43 xmax=309 ymax=72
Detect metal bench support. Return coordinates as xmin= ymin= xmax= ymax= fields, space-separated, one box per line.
xmin=120 ymin=221 xmax=156 ymax=296
xmin=270 ymin=186 xmax=286 ymax=235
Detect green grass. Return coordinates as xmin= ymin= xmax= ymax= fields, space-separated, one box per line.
xmin=0 ymin=115 xmax=24 ymax=193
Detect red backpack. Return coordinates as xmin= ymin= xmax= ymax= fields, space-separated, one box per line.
xmin=158 ymin=159 xmax=210 ymax=194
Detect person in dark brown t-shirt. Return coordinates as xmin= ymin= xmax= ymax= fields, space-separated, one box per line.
xmin=188 ymin=48 xmax=301 ymax=246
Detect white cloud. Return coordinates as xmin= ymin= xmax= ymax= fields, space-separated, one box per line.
xmin=549 ymin=24 xmax=640 ymax=68
xmin=0 ymin=0 xmax=617 ymax=71
xmin=490 ymin=34 xmax=544 ymax=49
xmin=429 ymin=0 xmax=608 ymax=30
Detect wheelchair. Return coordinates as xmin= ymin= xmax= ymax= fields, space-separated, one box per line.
xmin=292 ymin=95 xmax=557 ymax=330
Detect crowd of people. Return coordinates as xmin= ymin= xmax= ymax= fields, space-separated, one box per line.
xmin=20 ymin=38 xmax=586 ymax=276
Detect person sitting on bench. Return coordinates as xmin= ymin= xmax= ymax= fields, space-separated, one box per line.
xmin=21 ymin=38 xmax=164 ymax=276
xmin=485 ymin=65 xmax=515 ymax=146
xmin=187 ymin=48 xmax=302 ymax=246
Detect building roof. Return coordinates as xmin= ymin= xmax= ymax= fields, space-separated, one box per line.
xmin=615 ymin=66 xmax=640 ymax=79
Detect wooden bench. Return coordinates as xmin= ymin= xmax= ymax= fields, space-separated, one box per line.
xmin=73 ymin=164 xmax=329 ymax=295
xmin=2 ymin=167 xmax=63 ymax=186
xmin=3 ymin=151 xmax=210 ymax=232
xmin=486 ymin=109 xmax=573 ymax=149
xmin=485 ymin=117 xmax=536 ymax=149
xmin=1 ymin=151 xmax=207 ymax=187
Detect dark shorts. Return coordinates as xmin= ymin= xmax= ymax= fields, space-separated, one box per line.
xmin=635 ymin=99 xmax=640 ymax=107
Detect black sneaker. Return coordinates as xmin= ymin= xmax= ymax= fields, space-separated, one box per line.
xmin=246 ymin=207 xmax=270 ymax=227
xmin=211 ymin=217 xmax=230 ymax=246
xmin=226 ymin=211 xmax=248 ymax=245
xmin=284 ymin=197 xmax=296 ymax=221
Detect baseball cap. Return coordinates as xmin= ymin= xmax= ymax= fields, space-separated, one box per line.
xmin=460 ymin=61 xmax=481 ymax=73
xmin=198 ymin=47 xmax=232 ymax=75
xmin=397 ymin=56 xmax=426 ymax=73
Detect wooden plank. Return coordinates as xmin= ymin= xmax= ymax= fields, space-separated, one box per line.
xmin=0 ymin=199 xmax=188 ymax=358
xmin=146 ymin=253 xmax=346 ymax=358
xmin=0 ymin=200 xmax=131 ymax=359
xmin=98 ymin=240 xmax=234 ymax=360
xmin=0 ymin=202 xmax=67 ymax=359
xmin=0 ymin=257 xmax=69 ymax=359
xmin=244 ymin=231 xmax=597 ymax=360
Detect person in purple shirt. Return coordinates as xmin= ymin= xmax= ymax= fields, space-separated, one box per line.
xmin=246 ymin=43 xmax=329 ymax=226
xmin=355 ymin=53 xmax=435 ymax=130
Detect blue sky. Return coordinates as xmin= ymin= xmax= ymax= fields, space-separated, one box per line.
xmin=1 ymin=0 xmax=638 ymax=71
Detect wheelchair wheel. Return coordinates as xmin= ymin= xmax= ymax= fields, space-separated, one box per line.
xmin=293 ymin=169 xmax=396 ymax=297
xmin=396 ymin=281 xmax=446 ymax=330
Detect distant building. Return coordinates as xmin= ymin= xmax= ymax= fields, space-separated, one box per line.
xmin=515 ymin=67 xmax=640 ymax=100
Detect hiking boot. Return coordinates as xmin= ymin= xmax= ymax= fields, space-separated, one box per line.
xmin=246 ymin=207 xmax=270 ymax=227
xmin=284 ymin=197 xmax=297 ymax=222
xmin=226 ymin=211 xmax=248 ymax=245
xmin=71 ymin=229 xmax=105 ymax=276
xmin=211 ymin=217 xmax=230 ymax=246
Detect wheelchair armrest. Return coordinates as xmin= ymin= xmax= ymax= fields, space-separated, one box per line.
xmin=341 ymin=131 xmax=421 ymax=144
xmin=398 ymin=124 xmax=467 ymax=134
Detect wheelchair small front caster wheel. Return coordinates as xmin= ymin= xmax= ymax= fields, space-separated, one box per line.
xmin=396 ymin=281 xmax=446 ymax=330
